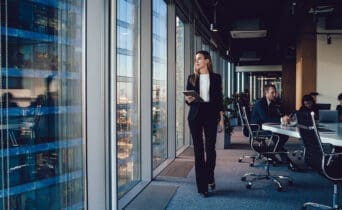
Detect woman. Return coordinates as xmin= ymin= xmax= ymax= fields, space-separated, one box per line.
xmin=185 ymin=51 xmax=224 ymax=197
xmin=336 ymin=93 xmax=342 ymax=122
xmin=299 ymin=94 xmax=319 ymax=120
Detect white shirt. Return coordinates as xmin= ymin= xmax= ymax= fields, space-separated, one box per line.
xmin=200 ymin=74 xmax=210 ymax=102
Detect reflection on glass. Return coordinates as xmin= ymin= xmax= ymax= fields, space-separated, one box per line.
xmin=116 ymin=0 xmax=141 ymax=198
xmin=152 ymin=0 xmax=167 ymax=169
xmin=176 ymin=17 xmax=185 ymax=150
xmin=1 ymin=0 xmax=84 ymax=209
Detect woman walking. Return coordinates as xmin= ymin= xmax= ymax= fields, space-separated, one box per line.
xmin=185 ymin=50 xmax=224 ymax=197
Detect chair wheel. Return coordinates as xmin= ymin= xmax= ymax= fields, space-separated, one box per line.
xmin=288 ymin=163 xmax=296 ymax=172
xmin=288 ymin=180 xmax=293 ymax=186
xmin=249 ymin=163 xmax=254 ymax=167
xmin=246 ymin=182 xmax=252 ymax=189
xmin=241 ymin=177 xmax=246 ymax=181
xmin=277 ymin=187 xmax=283 ymax=192
xmin=238 ymin=158 xmax=242 ymax=162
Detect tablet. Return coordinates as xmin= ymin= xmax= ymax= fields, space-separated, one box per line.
xmin=182 ymin=90 xmax=204 ymax=102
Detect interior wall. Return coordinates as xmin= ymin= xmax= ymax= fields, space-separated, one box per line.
xmin=295 ymin=15 xmax=317 ymax=109
xmin=282 ymin=60 xmax=296 ymax=114
xmin=316 ymin=23 xmax=342 ymax=109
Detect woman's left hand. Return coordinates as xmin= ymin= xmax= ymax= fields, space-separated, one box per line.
xmin=217 ymin=118 xmax=224 ymax=133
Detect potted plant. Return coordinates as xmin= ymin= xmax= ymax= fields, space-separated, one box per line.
xmin=223 ymin=95 xmax=238 ymax=149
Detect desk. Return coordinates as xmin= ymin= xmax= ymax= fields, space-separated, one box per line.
xmin=262 ymin=123 xmax=342 ymax=147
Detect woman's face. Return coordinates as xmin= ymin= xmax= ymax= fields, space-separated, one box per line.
xmin=304 ymin=100 xmax=313 ymax=109
xmin=195 ymin=53 xmax=209 ymax=71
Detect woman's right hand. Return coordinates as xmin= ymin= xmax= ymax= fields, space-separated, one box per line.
xmin=185 ymin=95 xmax=195 ymax=103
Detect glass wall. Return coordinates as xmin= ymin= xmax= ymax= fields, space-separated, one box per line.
xmin=152 ymin=0 xmax=167 ymax=169
xmin=1 ymin=0 xmax=85 ymax=209
xmin=175 ymin=16 xmax=184 ymax=150
xmin=202 ymin=43 xmax=209 ymax=52
xmin=116 ymin=0 xmax=141 ymax=198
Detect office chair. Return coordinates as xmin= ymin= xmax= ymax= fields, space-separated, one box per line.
xmin=240 ymin=107 xmax=293 ymax=191
xmin=319 ymin=110 xmax=339 ymax=123
xmin=316 ymin=103 xmax=331 ymax=110
xmin=236 ymin=102 xmax=260 ymax=166
xmin=297 ymin=111 xmax=342 ymax=210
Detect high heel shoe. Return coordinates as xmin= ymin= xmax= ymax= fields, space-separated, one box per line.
xmin=209 ymin=182 xmax=216 ymax=190
xmin=199 ymin=191 xmax=209 ymax=198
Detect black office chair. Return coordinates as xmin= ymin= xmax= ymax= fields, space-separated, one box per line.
xmin=316 ymin=103 xmax=331 ymax=110
xmin=240 ymin=107 xmax=293 ymax=191
xmin=236 ymin=102 xmax=260 ymax=166
xmin=297 ymin=111 xmax=342 ymax=210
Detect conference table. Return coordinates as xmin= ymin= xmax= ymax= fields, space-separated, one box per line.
xmin=262 ymin=123 xmax=342 ymax=147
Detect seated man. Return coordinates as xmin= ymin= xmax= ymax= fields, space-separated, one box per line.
xmin=251 ymin=84 xmax=290 ymax=162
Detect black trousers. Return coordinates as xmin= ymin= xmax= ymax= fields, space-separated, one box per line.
xmin=188 ymin=104 xmax=217 ymax=193
xmin=273 ymin=134 xmax=289 ymax=151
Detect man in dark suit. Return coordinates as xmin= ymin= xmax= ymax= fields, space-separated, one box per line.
xmin=251 ymin=84 xmax=290 ymax=162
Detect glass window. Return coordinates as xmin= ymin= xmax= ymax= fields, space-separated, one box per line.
xmin=176 ymin=16 xmax=185 ymax=150
xmin=116 ymin=0 xmax=141 ymax=198
xmin=202 ymin=43 xmax=209 ymax=51
xmin=1 ymin=1 xmax=85 ymax=209
xmin=152 ymin=0 xmax=167 ymax=169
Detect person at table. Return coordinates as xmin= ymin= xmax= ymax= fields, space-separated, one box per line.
xmin=251 ymin=84 xmax=290 ymax=162
xmin=337 ymin=93 xmax=342 ymax=122
xmin=299 ymin=94 xmax=319 ymax=120
xmin=2 ymin=92 xmax=19 ymax=108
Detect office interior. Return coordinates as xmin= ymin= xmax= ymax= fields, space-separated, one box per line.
xmin=1 ymin=0 xmax=342 ymax=209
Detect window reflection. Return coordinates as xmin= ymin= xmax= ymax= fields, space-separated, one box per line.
xmin=152 ymin=0 xmax=168 ymax=169
xmin=176 ymin=17 xmax=185 ymax=150
xmin=116 ymin=0 xmax=141 ymax=198
xmin=1 ymin=0 xmax=84 ymax=209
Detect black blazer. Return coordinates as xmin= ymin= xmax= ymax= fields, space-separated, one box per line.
xmin=251 ymin=97 xmax=282 ymax=124
xmin=186 ymin=73 xmax=224 ymax=121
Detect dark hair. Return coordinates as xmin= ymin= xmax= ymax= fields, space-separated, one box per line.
xmin=309 ymin=92 xmax=319 ymax=96
xmin=264 ymin=84 xmax=276 ymax=92
xmin=338 ymin=93 xmax=342 ymax=100
xmin=301 ymin=94 xmax=315 ymax=106
xmin=190 ymin=50 xmax=213 ymax=85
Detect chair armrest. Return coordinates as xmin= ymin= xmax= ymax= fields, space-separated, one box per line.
xmin=324 ymin=152 xmax=342 ymax=157
xmin=256 ymin=130 xmax=273 ymax=137
xmin=249 ymin=124 xmax=260 ymax=131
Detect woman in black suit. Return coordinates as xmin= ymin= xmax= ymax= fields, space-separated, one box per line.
xmin=185 ymin=51 xmax=224 ymax=197
xmin=299 ymin=94 xmax=319 ymax=120
xmin=337 ymin=93 xmax=342 ymax=122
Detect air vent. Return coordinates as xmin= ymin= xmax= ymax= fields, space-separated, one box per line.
xmin=308 ymin=6 xmax=334 ymax=14
xmin=239 ymin=51 xmax=260 ymax=61
xmin=230 ymin=30 xmax=267 ymax=39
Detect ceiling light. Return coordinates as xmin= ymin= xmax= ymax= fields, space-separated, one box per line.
xmin=308 ymin=6 xmax=334 ymax=14
xmin=239 ymin=57 xmax=261 ymax=62
xmin=230 ymin=30 xmax=267 ymax=39
xmin=210 ymin=1 xmax=219 ymax=32
xmin=210 ymin=23 xmax=219 ymax=32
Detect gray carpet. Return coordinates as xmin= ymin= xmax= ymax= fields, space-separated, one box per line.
xmin=163 ymin=128 xmax=337 ymax=210
xmin=124 ymin=183 xmax=178 ymax=210
xmin=126 ymin=128 xmax=338 ymax=209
